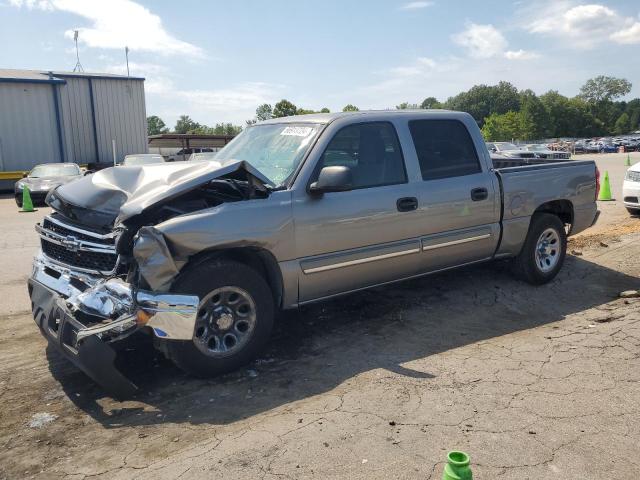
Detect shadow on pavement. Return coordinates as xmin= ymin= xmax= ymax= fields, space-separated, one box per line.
xmin=47 ymin=254 xmax=640 ymax=427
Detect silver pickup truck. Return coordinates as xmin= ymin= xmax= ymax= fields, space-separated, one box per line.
xmin=29 ymin=110 xmax=599 ymax=397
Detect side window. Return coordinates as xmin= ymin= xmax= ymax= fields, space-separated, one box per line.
xmin=318 ymin=122 xmax=406 ymax=189
xmin=409 ymin=120 xmax=482 ymax=181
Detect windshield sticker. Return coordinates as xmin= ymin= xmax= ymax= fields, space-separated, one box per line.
xmin=280 ymin=126 xmax=313 ymax=137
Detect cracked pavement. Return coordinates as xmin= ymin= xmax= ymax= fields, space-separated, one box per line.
xmin=0 ymin=196 xmax=639 ymax=479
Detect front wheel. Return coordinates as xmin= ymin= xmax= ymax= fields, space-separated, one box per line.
xmin=512 ymin=213 xmax=567 ymax=285
xmin=164 ymin=258 xmax=275 ymax=377
xmin=626 ymin=207 xmax=640 ymax=216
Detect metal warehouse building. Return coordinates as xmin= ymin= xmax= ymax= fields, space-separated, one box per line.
xmin=0 ymin=69 xmax=148 ymax=173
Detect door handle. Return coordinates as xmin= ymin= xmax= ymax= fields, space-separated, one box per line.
xmin=470 ymin=188 xmax=488 ymax=201
xmin=397 ymin=197 xmax=418 ymax=212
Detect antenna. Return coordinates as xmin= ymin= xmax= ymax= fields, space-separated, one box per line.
xmin=72 ymin=30 xmax=84 ymax=72
xmin=125 ymin=46 xmax=130 ymax=77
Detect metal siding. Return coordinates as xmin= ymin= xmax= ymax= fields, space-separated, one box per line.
xmin=0 ymin=82 xmax=61 ymax=170
xmin=92 ymin=78 xmax=147 ymax=164
xmin=61 ymin=77 xmax=95 ymax=164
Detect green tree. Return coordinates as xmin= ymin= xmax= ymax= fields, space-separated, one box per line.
xmin=396 ymin=102 xmax=418 ymax=109
xmin=481 ymin=111 xmax=524 ymax=141
xmin=255 ymin=104 xmax=273 ymax=121
xmin=420 ymin=97 xmax=441 ymax=109
xmin=579 ymin=76 xmax=632 ymax=103
xmin=174 ymin=115 xmax=200 ymax=134
xmin=614 ymin=112 xmax=630 ymax=135
xmin=342 ymin=104 xmax=359 ymax=112
xmin=273 ymin=99 xmax=298 ymax=118
xmin=147 ymin=115 xmax=168 ymax=135
xmin=296 ymin=108 xmax=317 ymax=115
xmin=320 ymin=107 xmax=330 ymax=113
xmin=445 ymin=81 xmax=520 ymax=126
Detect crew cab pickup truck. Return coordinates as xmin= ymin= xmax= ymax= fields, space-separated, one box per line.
xmin=29 ymin=110 xmax=600 ymax=397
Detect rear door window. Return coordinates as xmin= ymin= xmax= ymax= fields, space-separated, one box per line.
xmin=409 ymin=120 xmax=482 ymax=180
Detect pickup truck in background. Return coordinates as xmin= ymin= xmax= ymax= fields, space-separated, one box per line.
xmin=29 ymin=110 xmax=600 ymax=397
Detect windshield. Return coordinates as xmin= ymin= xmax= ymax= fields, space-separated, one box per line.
xmin=215 ymin=123 xmax=322 ymax=185
xmin=123 ymin=155 xmax=165 ymax=166
xmin=495 ymin=143 xmax=518 ymax=151
xmin=29 ymin=164 xmax=80 ymax=178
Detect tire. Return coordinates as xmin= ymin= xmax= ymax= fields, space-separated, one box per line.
xmin=164 ymin=258 xmax=275 ymax=377
xmin=626 ymin=207 xmax=640 ymax=216
xmin=15 ymin=196 xmax=22 ymax=208
xmin=512 ymin=213 xmax=567 ymax=285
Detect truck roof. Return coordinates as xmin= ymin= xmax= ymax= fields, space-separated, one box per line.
xmin=259 ymin=109 xmax=459 ymax=125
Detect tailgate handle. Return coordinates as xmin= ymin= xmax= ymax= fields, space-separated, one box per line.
xmin=470 ymin=188 xmax=488 ymax=201
xmin=396 ymin=197 xmax=418 ymax=212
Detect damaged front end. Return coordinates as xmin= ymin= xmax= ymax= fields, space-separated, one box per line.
xmin=29 ymin=252 xmax=198 ymax=398
xmin=29 ymin=159 xmax=275 ymax=397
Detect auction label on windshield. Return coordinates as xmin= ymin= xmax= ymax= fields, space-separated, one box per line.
xmin=281 ymin=126 xmax=313 ymax=137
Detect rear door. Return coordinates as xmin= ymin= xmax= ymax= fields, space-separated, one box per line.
xmin=293 ymin=121 xmax=423 ymax=302
xmin=407 ymin=119 xmax=500 ymax=271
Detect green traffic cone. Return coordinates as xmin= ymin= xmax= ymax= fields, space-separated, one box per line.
xmin=598 ymin=170 xmax=613 ymax=201
xmin=442 ymin=451 xmax=473 ymax=480
xmin=626 ymin=154 xmax=632 ymax=167
xmin=19 ymin=186 xmax=37 ymax=213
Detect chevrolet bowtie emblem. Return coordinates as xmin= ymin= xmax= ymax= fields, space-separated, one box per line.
xmin=61 ymin=235 xmax=81 ymax=252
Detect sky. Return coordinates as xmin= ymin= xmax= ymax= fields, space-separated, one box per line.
xmin=1 ymin=0 xmax=640 ymax=128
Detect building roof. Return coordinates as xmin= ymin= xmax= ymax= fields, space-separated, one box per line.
xmin=0 ymin=68 xmax=144 ymax=85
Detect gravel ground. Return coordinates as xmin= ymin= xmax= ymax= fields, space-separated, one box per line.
xmin=0 ymin=191 xmax=639 ymax=479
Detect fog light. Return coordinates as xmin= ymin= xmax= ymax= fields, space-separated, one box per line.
xmin=136 ymin=309 xmax=153 ymax=326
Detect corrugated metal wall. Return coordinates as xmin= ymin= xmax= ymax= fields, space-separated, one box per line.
xmin=0 ymin=74 xmax=147 ymax=172
xmin=58 ymin=77 xmax=96 ymax=165
xmin=0 ymin=83 xmax=61 ymax=170
xmin=91 ymin=78 xmax=148 ymax=163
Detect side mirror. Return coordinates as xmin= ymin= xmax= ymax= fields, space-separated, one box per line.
xmin=309 ymin=166 xmax=353 ymax=194
xmin=22 ymin=172 xmax=28 ymax=178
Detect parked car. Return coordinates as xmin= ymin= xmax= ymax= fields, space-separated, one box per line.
xmin=14 ymin=163 xmax=82 ymax=206
xmin=486 ymin=142 xmax=537 ymax=159
xmin=188 ymin=152 xmax=221 ymax=166
xmin=522 ymin=144 xmax=571 ymax=160
xmin=623 ymin=162 xmax=640 ymax=215
xmin=572 ymin=140 xmax=588 ymax=153
xmin=168 ymin=148 xmax=214 ymax=162
xmin=122 ymin=154 xmax=165 ymax=166
xmin=30 ymin=110 xmax=599 ymax=397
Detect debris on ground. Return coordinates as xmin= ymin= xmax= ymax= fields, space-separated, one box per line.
xmin=619 ymin=290 xmax=640 ymax=298
xmin=28 ymin=413 xmax=57 ymax=429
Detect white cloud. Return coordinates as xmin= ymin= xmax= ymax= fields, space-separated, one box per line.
xmin=452 ymin=23 xmax=538 ymax=60
xmin=8 ymin=0 xmax=204 ymax=57
xmin=104 ymin=62 xmax=174 ymax=94
xmin=400 ymin=1 xmax=434 ymax=10
xmin=524 ymin=2 xmax=640 ymax=47
xmin=504 ymin=49 xmax=540 ymax=60
xmin=610 ymin=22 xmax=640 ymax=44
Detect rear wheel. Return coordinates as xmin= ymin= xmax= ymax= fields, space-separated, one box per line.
xmin=164 ymin=259 xmax=274 ymax=377
xmin=512 ymin=213 xmax=567 ymax=285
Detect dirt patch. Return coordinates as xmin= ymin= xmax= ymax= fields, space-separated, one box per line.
xmin=569 ymin=217 xmax=640 ymax=251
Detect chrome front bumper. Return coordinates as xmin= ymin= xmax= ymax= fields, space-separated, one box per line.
xmin=31 ymin=251 xmax=199 ymax=341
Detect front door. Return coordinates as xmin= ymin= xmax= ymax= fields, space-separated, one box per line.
xmin=293 ymin=121 xmax=423 ymax=302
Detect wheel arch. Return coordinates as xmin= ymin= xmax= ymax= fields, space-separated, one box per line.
xmin=533 ymin=199 xmax=574 ymax=228
xmin=176 ymin=246 xmax=284 ymax=309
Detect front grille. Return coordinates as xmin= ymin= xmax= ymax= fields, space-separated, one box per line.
xmin=41 ymin=241 xmax=118 ymax=273
xmin=38 ymin=216 xmax=118 ymax=273
xmin=624 ymin=196 xmax=639 ymax=204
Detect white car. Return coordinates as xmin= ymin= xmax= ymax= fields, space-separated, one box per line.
xmin=122 ymin=154 xmax=165 ymax=166
xmin=623 ymin=162 xmax=640 ymax=215
xmin=188 ymin=152 xmax=221 ymax=166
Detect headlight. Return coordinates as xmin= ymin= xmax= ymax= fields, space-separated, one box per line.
xmin=16 ymin=181 xmax=25 ymax=190
xmin=626 ymin=170 xmax=640 ymax=182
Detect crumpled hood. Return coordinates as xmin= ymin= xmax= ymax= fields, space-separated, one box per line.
xmin=49 ymin=160 xmax=273 ymax=228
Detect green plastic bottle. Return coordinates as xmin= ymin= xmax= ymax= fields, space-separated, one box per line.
xmin=442 ymin=451 xmax=472 ymax=480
